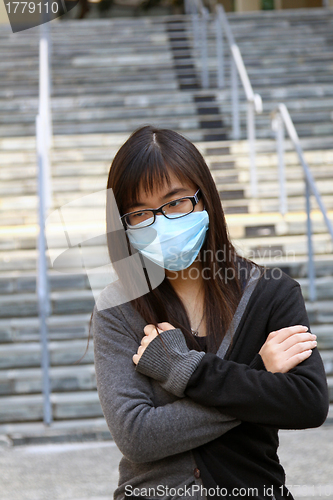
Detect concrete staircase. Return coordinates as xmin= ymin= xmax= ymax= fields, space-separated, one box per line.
xmin=0 ymin=134 xmax=332 ymax=443
xmin=0 ymin=9 xmax=333 ymax=443
xmin=0 ymin=10 xmax=333 ymax=141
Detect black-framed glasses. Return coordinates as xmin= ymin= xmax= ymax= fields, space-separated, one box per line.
xmin=121 ymin=189 xmax=202 ymax=229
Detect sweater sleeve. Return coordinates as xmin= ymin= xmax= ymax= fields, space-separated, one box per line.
xmin=92 ymin=304 xmax=241 ymax=464
xmin=135 ymin=333 xmax=267 ymax=397
xmin=135 ymin=284 xmax=329 ymax=429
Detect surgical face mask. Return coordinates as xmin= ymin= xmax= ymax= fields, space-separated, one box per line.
xmin=125 ymin=210 xmax=209 ymax=271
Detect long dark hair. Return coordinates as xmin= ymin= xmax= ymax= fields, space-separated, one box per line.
xmin=76 ymin=125 xmax=264 ymax=363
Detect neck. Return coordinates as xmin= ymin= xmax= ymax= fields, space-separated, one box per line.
xmin=165 ymin=259 xmax=204 ymax=299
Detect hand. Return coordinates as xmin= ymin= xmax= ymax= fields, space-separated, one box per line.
xmin=132 ymin=322 xmax=176 ymax=365
xmin=259 ymin=325 xmax=317 ymax=373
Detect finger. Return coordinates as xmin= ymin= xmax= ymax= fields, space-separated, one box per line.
xmin=132 ymin=353 xmax=139 ymax=365
xmin=283 ymin=340 xmax=317 ymax=359
xmin=141 ymin=336 xmax=150 ymax=346
xmin=281 ymin=350 xmax=313 ymax=372
xmin=282 ymin=333 xmax=317 ymax=351
xmin=157 ymin=322 xmax=176 ymax=331
xmin=269 ymin=325 xmax=309 ymax=343
xmin=144 ymin=324 xmax=159 ymax=336
xmin=141 ymin=331 xmax=158 ymax=346
xmin=137 ymin=345 xmax=145 ymax=355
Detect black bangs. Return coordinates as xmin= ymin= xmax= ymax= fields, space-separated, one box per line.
xmin=108 ymin=125 xmax=206 ymax=218
xmin=119 ymin=139 xmax=190 ymax=215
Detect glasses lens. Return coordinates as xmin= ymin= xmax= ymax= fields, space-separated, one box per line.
xmin=126 ymin=211 xmax=154 ymax=228
xmin=163 ymin=197 xmax=193 ymax=219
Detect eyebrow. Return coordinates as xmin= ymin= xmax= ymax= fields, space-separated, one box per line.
xmin=128 ymin=187 xmax=190 ymax=211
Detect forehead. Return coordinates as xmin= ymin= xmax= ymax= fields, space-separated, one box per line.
xmin=137 ymin=171 xmax=195 ymax=202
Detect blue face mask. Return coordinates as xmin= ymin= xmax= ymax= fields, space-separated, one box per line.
xmin=125 ymin=210 xmax=209 ymax=271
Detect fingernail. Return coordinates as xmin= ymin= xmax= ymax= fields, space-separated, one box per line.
xmin=311 ymin=334 xmax=317 ymax=339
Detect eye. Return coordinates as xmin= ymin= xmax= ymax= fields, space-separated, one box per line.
xmin=167 ymin=199 xmax=185 ymax=208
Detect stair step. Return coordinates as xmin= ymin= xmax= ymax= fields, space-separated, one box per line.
xmin=320 ymin=352 xmax=333 ymax=377
xmin=0 ymin=158 xmax=332 ymax=180
xmin=0 ymin=339 xmax=94 ymax=370
xmin=0 ymin=290 xmax=97 ymax=318
xmin=2 ymin=177 xmax=333 ymax=198
xmin=1 ymin=405 xmax=332 ymax=446
xmin=2 ymin=213 xmax=333 ymax=252
xmin=0 ymin=313 xmax=91 ymax=343
xmin=234 ymin=233 xmax=333 ymax=259
xmin=303 ymin=302 xmax=333 ymax=326
xmin=0 ymin=150 xmax=332 ymax=176
xmin=0 ymin=364 xmax=96 ymax=396
xmin=0 ymin=271 xmax=90 ymax=294
xmin=0 ymin=274 xmax=333 ymax=319
xmin=0 ymin=124 xmax=229 ymax=142
xmin=0 ymin=232 xmax=332 ymax=272
xmin=0 ymin=356 xmax=332 ymax=397
xmin=0 ymin=390 xmax=102 ymax=423
xmin=0 ymin=378 xmax=331 ymax=425
xmin=0 ymin=416 xmax=111 ymax=445
xmin=0 ymin=193 xmax=333 ymax=222
xmin=328 ymin=376 xmax=333 ymax=404
xmin=0 ymin=136 xmax=332 ymax=160
xmin=246 ymin=254 xmax=333 ymax=279
xmin=1 ymin=8 xmax=333 ymax=428
xmin=2 ymin=93 xmax=333 ymax=111
xmin=307 ymin=325 xmax=333 ymax=350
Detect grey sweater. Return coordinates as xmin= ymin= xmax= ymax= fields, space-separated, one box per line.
xmin=92 ymin=266 xmax=261 ymax=500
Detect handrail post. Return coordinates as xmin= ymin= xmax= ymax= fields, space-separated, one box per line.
xmin=278 ymin=103 xmax=333 ymax=241
xmin=36 ymin=114 xmax=53 ymax=425
xmin=39 ymin=22 xmax=53 ymax=213
xmin=192 ymin=11 xmax=200 ymax=52
xmin=47 ymin=21 xmax=53 ymax=103
xmin=200 ymin=8 xmax=209 ymax=88
xmin=216 ymin=11 xmax=224 ymax=89
xmin=247 ymin=100 xmax=257 ymax=198
xmin=37 ymin=7 xmax=53 ymax=426
xmin=273 ymin=102 xmax=333 ymax=303
xmin=305 ymin=179 xmax=316 ymax=302
xmin=217 ymin=3 xmax=261 ymax=185
xmin=272 ymin=112 xmax=287 ymax=215
xmin=231 ymin=57 xmax=240 ymax=140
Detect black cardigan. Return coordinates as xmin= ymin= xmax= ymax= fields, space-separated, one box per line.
xmin=135 ymin=263 xmax=329 ymax=500
xmin=185 ymin=267 xmax=329 ymax=500
xmin=193 ymin=333 xmax=292 ymax=500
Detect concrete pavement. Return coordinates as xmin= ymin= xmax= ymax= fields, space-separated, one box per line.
xmin=1 ymin=425 xmax=333 ymax=500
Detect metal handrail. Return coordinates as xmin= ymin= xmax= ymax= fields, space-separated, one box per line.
xmin=188 ymin=1 xmax=262 ymax=198
xmin=188 ymin=0 xmax=210 ymax=88
xmin=272 ymin=103 xmax=333 ymax=302
xmin=216 ymin=5 xmax=260 ymax=108
xmin=216 ymin=4 xmax=262 ymax=198
xmin=39 ymin=21 xmax=53 ymax=212
xmin=36 ymin=17 xmax=53 ymax=425
xmin=36 ymin=113 xmax=52 ymax=426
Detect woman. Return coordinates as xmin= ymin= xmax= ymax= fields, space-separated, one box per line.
xmin=91 ymin=125 xmax=329 ymax=500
